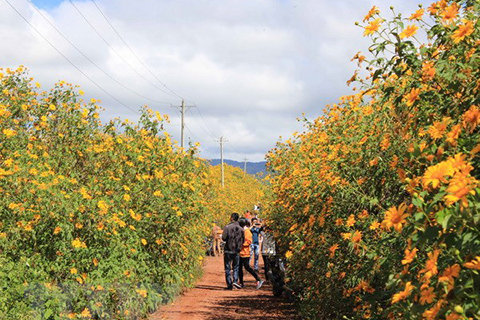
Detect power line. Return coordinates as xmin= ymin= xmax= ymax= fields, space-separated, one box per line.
xmin=189 ymin=109 xmax=217 ymax=139
xmin=90 ymin=0 xmax=182 ymax=99
xmin=88 ymin=0 xmax=223 ymax=142
xmin=184 ymin=123 xmax=200 ymax=144
xmin=68 ymin=0 xmax=179 ymax=99
xmin=26 ymin=0 xmax=172 ymax=107
xmin=193 ymin=106 xmax=218 ymax=138
xmin=4 ymin=0 xmax=139 ymax=115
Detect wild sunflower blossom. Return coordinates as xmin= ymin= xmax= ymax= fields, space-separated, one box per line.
xmin=444 ymin=168 xmax=477 ymax=208
xmin=438 ymin=264 xmax=460 ymax=283
xmin=364 ymin=18 xmax=383 ymax=36
xmin=405 ymin=88 xmax=421 ymax=106
xmin=463 ymin=256 xmax=480 ymax=270
xmin=452 ymin=20 xmax=474 ymax=43
xmin=419 ymin=249 xmax=441 ymax=280
xmin=422 ymin=161 xmax=455 ymax=189
xmin=363 ymin=6 xmax=380 ymax=22
xmin=409 ymin=8 xmax=424 ymax=21
xmin=440 ymin=3 xmax=459 ymax=23
xmin=400 ymin=25 xmax=419 ymax=39
xmin=402 ymin=248 xmax=418 ymax=265
xmin=462 ymin=105 xmax=480 ymax=132
xmin=382 ymin=203 xmax=408 ymax=232
xmin=391 ymin=281 xmax=415 ymax=304
xmin=420 ymin=287 xmax=436 ymax=305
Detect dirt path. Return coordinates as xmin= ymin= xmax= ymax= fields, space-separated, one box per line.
xmin=149 ymin=256 xmax=298 ymax=320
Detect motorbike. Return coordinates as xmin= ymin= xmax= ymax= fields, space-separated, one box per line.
xmin=265 ymin=253 xmax=287 ymax=297
xmin=262 ymin=233 xmax=292 ymax=298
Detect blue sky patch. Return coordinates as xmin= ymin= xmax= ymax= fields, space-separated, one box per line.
xmin=31 ymin=0 xmax=64 ymax=9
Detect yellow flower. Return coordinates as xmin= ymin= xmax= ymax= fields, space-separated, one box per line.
xmin=351 ymin=230 xmax=362 ymax=243
xmin=369 ymin=221 xmax=380 ymax=230
xmin=419 ymin=249 xmax=441 ymax=280
xmin=329 ymin=244 xmax=339 ymax=258
xmin=427 ymin=117 xmax=450 ymax=139
xmin=70 ymin=268 xmax=77 ymax=274
xmin=438 ymin=264 xmax=460 ymax=283
xmin=401 ymin=248 xmax=418 ymax=265
xmin=462 ymin=105 xmax=480 ymax=133
xmin=346 ymin=214 xmax=356 ymax=227
xmin=123 ymin=194 xmax=131 ymax=202
xmin=409 ymin=8 xmax=424 ymax=21
xmin=441 ymin=3 xmax=459 ymax=22
xmin=463 ymin=256 xmax=480 ymax=270
xmin=72 ymin=238 xmax=87 ymax=248
xmin=136 ymin=289 xmax=147 ymax=298
xmin=391 ymin=282 xmax=415 ymax=304
xmin=419 ymin=287 xmax=436 ymax=305
xmin=129 ymin=209 xmax=142 ymax=221
xmin=400 ymin=25 xmax=418 ymax=39
xmin=141 ymin=238 xmax=147 ymax=245
xmin=285 ymin=250 xmax=293 ymax=259
xmin=444 ymin=169 xmax=477 ymax=208
xmin=2 ymin=128 xmax=16 ymax=137
xmin=80 ymin=307 xmax=91 ymax=318
xmin=382 ymin=203 xmax=408 ymax=232
xmin=363 ymin=6 xmax=379 ymax=22
xmin=97 ymin=200 xmax=109 ymax=214
xmin=405 ymin=88 xmax=421 ymax=106
xmin=364 ymin=19 xmax=383 ymax=36
xmin=452 ymin=20 xmax=474 ymax=43
xmin=422 ymin=161 xmax=455 ymax=189
xmin=53 ymin=226 xmax=61 ymax=235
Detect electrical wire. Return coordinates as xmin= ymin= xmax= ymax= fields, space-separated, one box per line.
xmin=88 ymin=0 xmax=223 ymax=141
xmin=90 ymin=0 xmax=182 ymax=99
xmin=192 ymin=106 xmax=218 ymax=138
xmin=26 ymin=0 xmax=172 ymax=107
xmin=4 ymin=0 xmax=140 ymax=114
xmin=68 ymin=0 xmax=179 ymax=99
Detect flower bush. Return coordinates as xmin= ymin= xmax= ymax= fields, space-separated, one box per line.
xmin=266 ymin=1 xmax=479 ymax=319
xmin=207 ymin=164 xmax=268 ymax=226
xmin=0 ymin=67 xmax=214 ymax=319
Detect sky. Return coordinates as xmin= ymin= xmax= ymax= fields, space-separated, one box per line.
xmin=1 ymin=0 xmax=430 ymax=161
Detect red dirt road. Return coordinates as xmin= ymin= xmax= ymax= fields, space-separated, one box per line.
xmin=149 ymin=256 xmax=298 ymax=320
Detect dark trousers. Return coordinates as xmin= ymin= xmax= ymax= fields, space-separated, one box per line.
xmin=239 ymin=257 xmax=260 ymax=285
xmin=224 ymin=252 xmax=240 ymax=288
xmin=262 ymin=254 xmax=270 ymax=279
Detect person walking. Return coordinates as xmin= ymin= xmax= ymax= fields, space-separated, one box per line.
xmin=261 ymin=225 xmax=275 ymax=280
xmin=222 ymin=212 xmax=244 ymax=290
xmin=250 ymin=218 xmax=263 ymax=272
xmin=237 ymin=218 xmax=264 ymax=289
xmin=212 ymin=222 xmax=222 ymax=257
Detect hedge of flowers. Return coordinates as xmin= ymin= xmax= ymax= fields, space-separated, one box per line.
xmin=0 ymin=67 xmax=215 ymax=319
xmin=266 ymin=1 xmax=479 ymax=319
xmin=207 ymin=164 xmax=268 ymax=226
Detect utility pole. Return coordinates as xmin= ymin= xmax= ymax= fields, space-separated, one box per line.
xmin=243 ymin=157 xmax=248 ymax=175
xmin=171 ymin=99 xmax=195 ymax=149
xmin=215 ymin=136 xmax=228 ymax=187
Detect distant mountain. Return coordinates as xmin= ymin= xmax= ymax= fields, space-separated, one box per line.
xmin=209 ymin=159 xmax=267 ymax=176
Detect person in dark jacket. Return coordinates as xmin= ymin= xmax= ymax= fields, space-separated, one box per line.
xmin=222 ymin=212 xmax=244 ymax=290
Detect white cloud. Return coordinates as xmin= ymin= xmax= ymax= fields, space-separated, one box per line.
xmin=1 ymin=0 xmax=431 ymax=161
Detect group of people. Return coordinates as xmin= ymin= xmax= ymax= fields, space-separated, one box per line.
xmin=218 ymin=212 xmax=274 ymax=290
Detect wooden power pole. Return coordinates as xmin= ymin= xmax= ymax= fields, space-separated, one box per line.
xmin=172 ymin=99 xmax=195 ymax=149
xmin=215 ymin=136 xmax=228 ymax=187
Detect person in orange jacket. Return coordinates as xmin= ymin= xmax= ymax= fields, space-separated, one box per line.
xmin=235 ymin=217 xmax=264 ymax=289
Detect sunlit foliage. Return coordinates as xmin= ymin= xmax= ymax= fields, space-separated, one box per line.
xmin=266 ymin=1 xmax=479 ymax=319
